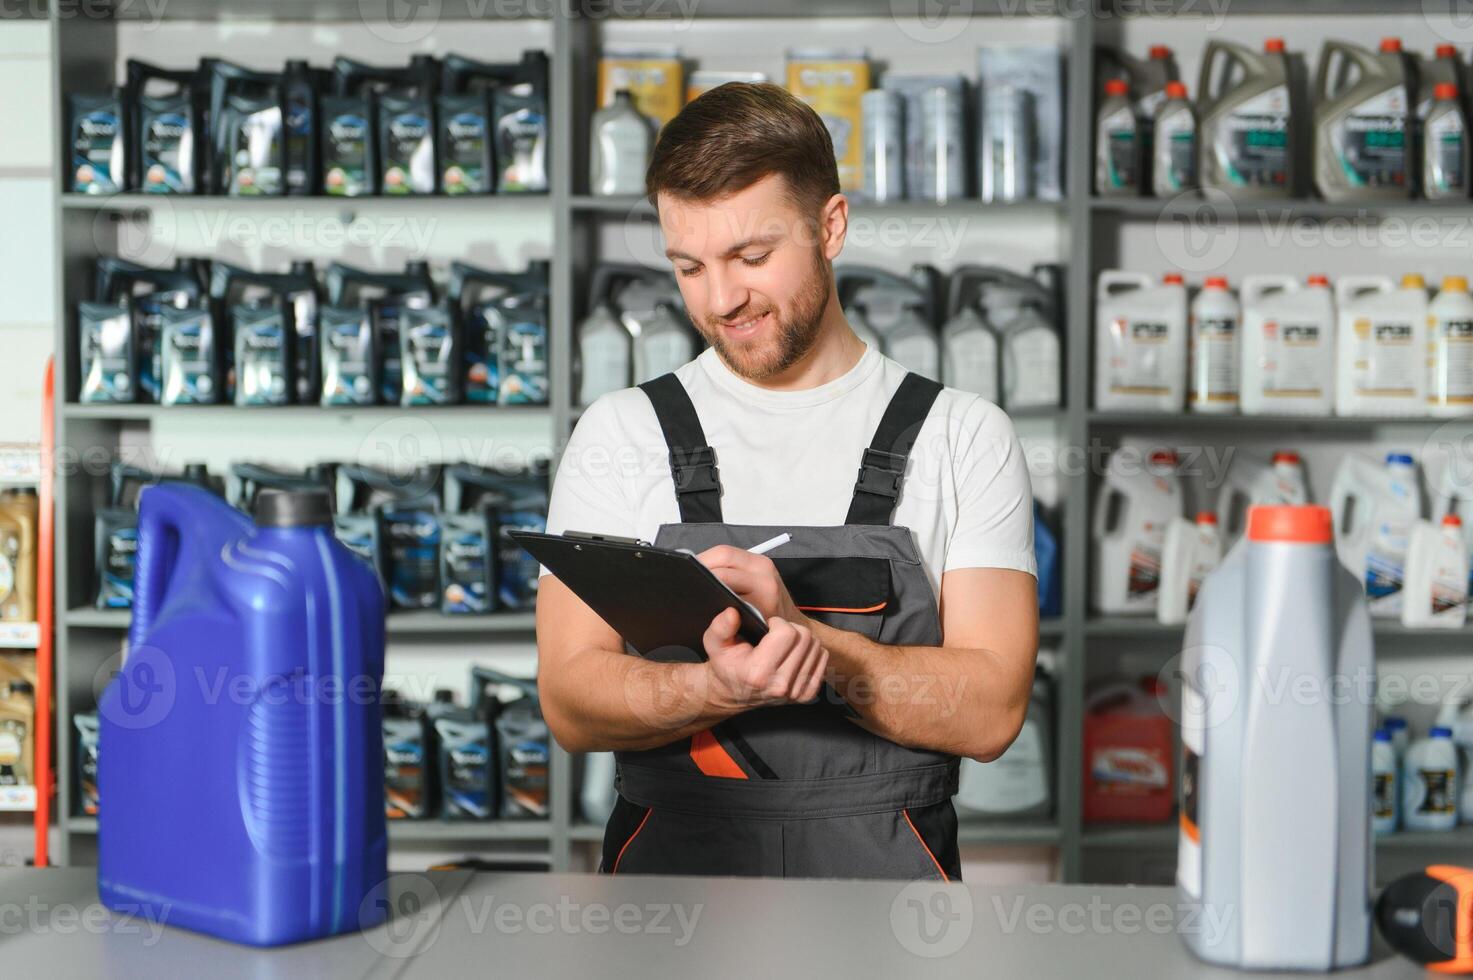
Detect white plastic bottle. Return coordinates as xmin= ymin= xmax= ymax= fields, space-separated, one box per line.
xmin=590 ymin=90 xmax=654 ymax=197
xmin=1329 ymin=452 xmax=1423 ymax=618
xmin=1217 ymin=450 xmax=1310 ymax=540
xmin=1189 ymin=276 xmax=1240 ymax=414
xmin=1371 ymin=727 xmax=1399 ymax=835
xmin=1402 ymin=726 xmax=1459 ymax=832
xmin=1178 ymin=504 xmax=1374 ymax=971
xmin=940 ymin=305 xmax=1000 ymax=402
xmin=1157 ymin=511 xmax=1223 ymax=625
xmin=1095 ymin=270 xmax=1188 ymax=412
xmin=1432 ymin=462 xmax=1473 ymax=596
xmin=1240 ymin=273 xmax=1336 ymax=416
xmin=1092 ymin=448 xmax=1184 ymax=614
xmin=1097 ymin=78 xmax=1140 ymax=196
xmin=1334 ymin=274 xmax=1429 ymax=417
xmin=1401 ymin=515 xmax=1469 ymax=628
xmin=1427 ymin=274 xmax=1473 ymax=418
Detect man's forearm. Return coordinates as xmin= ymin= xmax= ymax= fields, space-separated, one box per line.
xmin=807 ymin=620 xmax=1030 ymax=762
xmin=541 ymin=645 xmax=738 ymax=754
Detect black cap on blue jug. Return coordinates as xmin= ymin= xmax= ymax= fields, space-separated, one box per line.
xmin=253 ymin=488 xmax=333 ymax=528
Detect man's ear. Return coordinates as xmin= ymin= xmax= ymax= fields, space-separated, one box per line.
xmin=819 ymin=193 xmax=848 ymax=262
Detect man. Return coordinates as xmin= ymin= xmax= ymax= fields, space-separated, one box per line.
xmin=537 ymin=83 xmax=1038 ymax=881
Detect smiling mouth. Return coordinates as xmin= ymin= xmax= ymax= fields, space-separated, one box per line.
xmin=720 ymin=310 xmax=771 ymax=337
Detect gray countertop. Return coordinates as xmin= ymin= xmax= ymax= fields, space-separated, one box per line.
xmin=0 ymin=869 xmax=1428 ymax=979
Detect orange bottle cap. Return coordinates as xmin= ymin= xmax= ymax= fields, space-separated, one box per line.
xmin=1247 ymin=504 xmax=1333 ymax=544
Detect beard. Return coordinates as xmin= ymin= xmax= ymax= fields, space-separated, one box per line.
xmin=697 ymin=250 xmax=832 ymax=382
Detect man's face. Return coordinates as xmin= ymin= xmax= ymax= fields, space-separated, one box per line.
xmin=658 ymin=175 xmax=842 ymax=382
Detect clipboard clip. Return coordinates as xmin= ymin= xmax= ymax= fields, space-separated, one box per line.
xmin=564 ymin=531 xmax=651 ymax=547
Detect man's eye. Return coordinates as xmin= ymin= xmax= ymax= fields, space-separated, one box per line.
xmin=677 ymin=266 xmax=702 ymax=278
xmin=740 ymin=253 xmax=771 ymax=268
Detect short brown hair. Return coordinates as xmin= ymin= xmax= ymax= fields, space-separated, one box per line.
xmin=645 ymin=82 xmax=841 ymax=212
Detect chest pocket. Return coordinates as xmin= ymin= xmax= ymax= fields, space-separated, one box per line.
xmin=772 ymin=555 xmax=890 ymax=641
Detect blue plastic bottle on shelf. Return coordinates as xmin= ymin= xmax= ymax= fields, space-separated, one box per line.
xmin=1034 ymin=500 xmax=1062 ymax=618
xmin=98 ymin=484 xmax=388 ymax=947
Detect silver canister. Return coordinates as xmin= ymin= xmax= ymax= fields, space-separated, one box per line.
xmin=861 ymin=88 xmax=905 ymax=203
xmin=918 ymin=85 xmax=966 ymax=203
xmin=980 ymin=85 xmax=1035 ymax=202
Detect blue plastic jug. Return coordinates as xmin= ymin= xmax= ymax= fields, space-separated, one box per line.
xmin=98 ymin=484 xmax=388 ymax=947
xmin=1034 ymin=500 xmax=1061 ymax=618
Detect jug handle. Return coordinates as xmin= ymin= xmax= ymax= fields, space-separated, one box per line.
xmin=1316 ymin=42 xmax=1351 ymax=104
xmin=128 ymin=488 xmax=186 ymax=649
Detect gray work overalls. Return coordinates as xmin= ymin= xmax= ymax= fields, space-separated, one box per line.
xmin=599 ymin=370 xmax=962 ymax=881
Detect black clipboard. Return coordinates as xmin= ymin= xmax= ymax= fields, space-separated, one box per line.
xmin=511 ymin=530 xmax=768 ymax=662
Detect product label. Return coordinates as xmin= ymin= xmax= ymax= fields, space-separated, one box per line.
xmin=1373 ymin=771 xmax=1396 ymax=820
xmin=1191 ymin=315 xmax=1240 ymax=405
xmin=1429 ymin=317 xmax=1473 ymax=406
xmin=498 ymin=315 xmax=549 ymax=405
xmin=0 ymin=555 xmax=12 ymax=605
xmin=1099 ymin=107 xmax=1138 ymax=190
xmin=1352 ymin=318 xmax=1419 ymax=397
xmin=1258 ymin=318 xmax=1327 ymax=398
xmin=1129 ymin=539 xmax=1163 ymax=599
xmin=1332 ymin=88 xmax=1408 ymax=189
xmin=495 ymin=104 xmax=548 ymax=193
xmin=1159 ymin=116 xmax=1196 ymax=192
xmin=1005 ymin=329 xmax=1060 ymax=408
xmin=142 ymin=109 xmax=192 ymax=194
xmin=384 ymin=720 xmax=426 ymax=819
xmin=403 ymin=314 xmax=454 ymax=406
xmin=321 ymin=314 xmax=375 ymax=406
xmin=236 ymin=313 xmax=289 ymax=406
xmin=385 ymin=509 xmax=440 ymax=610
xmin=382 ymin=111 xmax=434 ymax=195
xmin=442 ymin=109 xmax=489 ymax=195
xmin=787 ymin=58 xmax=870 ymax=192
xmin=80 ymin=308 xmax=133 ymax=403
xmin=226 ymin=107 xmax=283 ymax=196
xmin=1367 ymin=517 xmax=1411 ymax=608
xmin=1427 ymin=110 xmax=1467 ymax=194
xmin=161 ymin=313 xmax=215 ymax=405
xmin=324 ymin=113 xmax=371 ymax=197
xmin=1216 ymin=86 xmax=1290 ymax=189
xmin=1107 ymin=317 xmax=1174 ymax=396
xmin=1415 ymin=768 xmax=1457 ymax=814
xmin=943 ymin=329 xmax=999 ymax=402
xmin=442 ymin=516 xmax=490 ymax=614
xmin=72 ymin=108 xmax=123 ymax=193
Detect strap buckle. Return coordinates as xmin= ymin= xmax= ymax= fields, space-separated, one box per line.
xmin=671 ymin=446 xmax=720 ymax=496
xmin=853 ymin=447 xmax=905 ymax=500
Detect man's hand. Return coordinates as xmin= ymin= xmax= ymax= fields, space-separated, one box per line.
xmin=698 ymin=545 xmax=808 ymax=626
xmin=701 ymin=607 xmax=828 ymax=711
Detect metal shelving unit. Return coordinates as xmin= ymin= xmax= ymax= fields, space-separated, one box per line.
xmin=41 ymin=0 xmax=1473 ymax=880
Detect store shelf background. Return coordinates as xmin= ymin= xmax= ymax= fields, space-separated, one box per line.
xmin=18 ymin=0 xmax=1471 ymax=880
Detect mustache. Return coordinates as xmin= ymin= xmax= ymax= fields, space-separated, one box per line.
xmin=705 ymin=307 xmax=773 ymax=330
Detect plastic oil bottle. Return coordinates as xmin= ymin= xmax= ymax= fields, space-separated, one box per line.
xmin=1371 ymin=728 xmax=1399 ymax=835
xmin=1329 ymin=451 xmax=1423 ymax=618
xmin=1196 ymin=38 xmax=1296 ymax=198
xmin=1400 ymin=514 xmax=1469 ymax=628
xmin=1157 ymin=511 xmax=1222 ymax=625
xmin=1402 ymin=726 xmax=1459 ymax=832
xmin=1239 ymin=274 xmax=1336 ymax=416
xmin=1092 ymin=448 xmax=1184 ymax=614
xmin=1189 ymin=276 xmax=1241 ymax=414
xmin=590 ymin=89 xmax=654 ymax=197
xmin=1422 ymin=83 xmax=1469 ymax=200
xmin=1426 ymin=274 xmax=1473 ymax=418
xmin=1153 ymin=81 xmax=1197 ymax=197
xmin=1334 ymin=273 xmax=1428 ymax=416
xmin=1313 ymin=38 xmax=1413 ymax=202
xmin=1432 ymin=463 xmax=1473 ymax=595
xmin=1094 ymin=270 xmax=1188 ymax=412
xmin=1001 ymin=294 xmax=1061 ymax=410
xmin=939 ymin=266 xmax=1003 ymax=401
xmin=1216 ymin=450 xmax=1310 ymax=540
xmin=1178 ymin=505 xmax=1373 ymax=971
xmin=1096 ymin=78 xmax=1140 ymax=196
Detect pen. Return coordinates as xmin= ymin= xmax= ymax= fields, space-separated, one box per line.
xmin=748 ymin=533 xmax=791 ymax=556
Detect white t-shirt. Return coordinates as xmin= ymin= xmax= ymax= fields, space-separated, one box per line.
xmin=544 ymin=345 xmax=1036 ymax=596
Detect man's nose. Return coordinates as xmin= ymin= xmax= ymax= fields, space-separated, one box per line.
xmin=707 ymin=265 xmax=750 ymax=321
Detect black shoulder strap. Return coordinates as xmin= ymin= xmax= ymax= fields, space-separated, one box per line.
xmin=845 ymin=373 xmax=943 ymax=526
xmin=639 ymin=373 xmax=723 ymax=524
